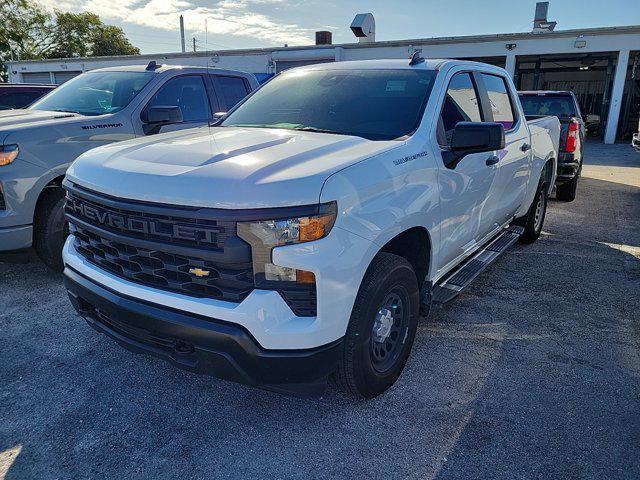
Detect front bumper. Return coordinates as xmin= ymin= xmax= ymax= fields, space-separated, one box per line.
xmin=63 ymin=218 xmax=376 ymax=351
xmin=65 ymin=265 xmax=343 ymax=396
xmin=0 ymin=158 xmax=48 ymax=249
xmin=0 ymin=224 xmax=32 ymax=251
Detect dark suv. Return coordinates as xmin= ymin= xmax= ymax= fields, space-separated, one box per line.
xmin=519 ymin=91 xmax=585 ymax=202
xmin=0 ymin=84 xmax=56 ymax=110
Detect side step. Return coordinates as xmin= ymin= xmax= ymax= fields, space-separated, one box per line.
xmin=431 ymin=225 xmax=524 ymax=306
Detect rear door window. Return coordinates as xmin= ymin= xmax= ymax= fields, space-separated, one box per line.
xmin=480 ymin=73 xmax=516 ymax=130
xmin=147 ymin=75 xmax=211 ymax=122
xmin=438 ymin=72 xmax=482 ymax=146
xmin=214 ymin=76 xmax=249 ymax=111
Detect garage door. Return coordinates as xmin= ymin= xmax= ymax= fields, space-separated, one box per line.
xmin=21 ymin=72 xmax=52 ymax=84
xmin=53 ymin=71 xmax=81 ymax=84
xmin=275 ymin=59 xmax=334 ymax=73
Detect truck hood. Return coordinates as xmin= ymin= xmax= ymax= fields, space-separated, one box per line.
xmin=67 ymin=126 xmax=402 ymax=208
xmin=0 ymin=109 xmax=81 ymax=131
xmin=0 ymin=109 xmax=84 ymax=145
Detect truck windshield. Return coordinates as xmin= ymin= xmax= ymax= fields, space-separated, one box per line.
xmin=519 ymin=95 xmax=577 ymax=119
xmin=221 ymin=69 xmax=437 ymax=140
xmin=29 ymin=71 xmax=154 ymax=116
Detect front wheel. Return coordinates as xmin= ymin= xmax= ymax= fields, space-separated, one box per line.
xmin=516 ymin=179 xmax=548 ymax=244
xmin=333 ymin=252 xmax=420 ymax=399
xmin=33 ymin=188 xmax=68 ymax=272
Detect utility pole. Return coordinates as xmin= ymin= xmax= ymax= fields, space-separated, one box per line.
xmin=179 ymin=15 xmax=186 ymax=53
xmin=193 ymin=37 xmax=197 ymax=53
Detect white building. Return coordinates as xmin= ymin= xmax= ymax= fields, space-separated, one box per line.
xmin=6 ymin=20 xmax=640 ymax=144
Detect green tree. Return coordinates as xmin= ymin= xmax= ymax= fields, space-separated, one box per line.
xmin=92 ymin=25 xmax=140 ymax=57
xmin=0 ymin=0 xmax=139 ymax=81
xmin=47 ymin=12 xmax=104 ymax=59
xmin=0 ymin=0 xmax=54 ymax=61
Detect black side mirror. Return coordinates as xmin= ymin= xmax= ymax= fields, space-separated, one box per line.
xmin=443 ymin=122 xmax=505 ymax=169
xmin=141 ymin=106 xmax=183 ymax=135
xmin=142 ymin=105 xmax=183 ymax=125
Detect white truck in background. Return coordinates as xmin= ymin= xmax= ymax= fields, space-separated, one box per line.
xmin=62 ymin=58 xmax=560 ymax=398
xmin=0 ymin=63 xmax=258 ymax=270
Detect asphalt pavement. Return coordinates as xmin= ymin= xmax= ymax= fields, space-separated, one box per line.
xmin=1 ymin=142 xmax=639 ymax=479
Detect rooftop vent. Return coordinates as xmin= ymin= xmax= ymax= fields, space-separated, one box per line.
xmin=315 ymin=31 xmax=332 ymax=45
xmin=350 ymin=13 xmax=375 ymax=43
xmin=532 ymin=2 xmax=557 ymax=33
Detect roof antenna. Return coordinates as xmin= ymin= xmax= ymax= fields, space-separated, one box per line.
xmin=409 ymin=50 xmax=425 ymax=66
xmin=146 ymin=61 xmax=161 ymax=71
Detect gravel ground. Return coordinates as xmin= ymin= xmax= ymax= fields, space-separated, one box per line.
xmin=1 ymin=143 xmax=639 ymax=480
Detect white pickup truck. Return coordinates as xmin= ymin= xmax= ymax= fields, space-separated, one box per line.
xmin=62 ymin=58 xmax=560 ymax=398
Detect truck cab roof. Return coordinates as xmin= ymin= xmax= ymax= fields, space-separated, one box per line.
xmin=83 ymin=63 xmax=256 ymax=79
xmin=286 ymin=58 xmax=501 ymax=72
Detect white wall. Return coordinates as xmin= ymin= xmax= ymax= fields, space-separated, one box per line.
xmin=8 ymin=27 xmax=640 ymax=142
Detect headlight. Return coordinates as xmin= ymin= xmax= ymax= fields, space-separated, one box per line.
xmin=0 ymin=145 xmax=19 ymax=166
xmin=238 ymin=202 xmax=336 ymax=284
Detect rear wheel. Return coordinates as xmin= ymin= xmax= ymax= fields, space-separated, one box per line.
xmin=516 ymin=179 xmax=548 ymax=244
xmin=334 ymin=253 xmax=420 ymax=399
xmin=33 ymin=188 xmax=68 ymax=272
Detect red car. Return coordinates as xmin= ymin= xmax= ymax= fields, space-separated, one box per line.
xmin=0 ymin=83 xmax=57 ymax=110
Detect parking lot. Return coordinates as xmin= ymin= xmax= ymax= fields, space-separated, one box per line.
xmin=0 ymin=142 xmax=638 ymax=479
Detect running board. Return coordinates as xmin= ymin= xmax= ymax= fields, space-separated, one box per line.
xmin=431 ymin=225 xmax=524 ymax=306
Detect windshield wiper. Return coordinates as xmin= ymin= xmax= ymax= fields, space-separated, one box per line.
xmin=288 ymin=126 xmax=351 ymax=136
xmin=223 ymin=123 xmax=357 ymax=137
xmin=50 ymin=109 xmax=81 ymax=114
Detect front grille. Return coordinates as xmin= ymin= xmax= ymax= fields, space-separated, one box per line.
xmin=65 ymin=185 xmax=255 ymax=304
xmin=71 ymin=224 xmax=253 ymax=302
xmin=66 ymin=192 xmax=234 ymax=251
xmin=0 ymin=185 xmax=5 ymax=210
xmin=65 ymin=183 xmax=318 ymax=316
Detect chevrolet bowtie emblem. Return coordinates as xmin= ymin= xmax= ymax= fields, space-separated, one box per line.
xmin=189 ymin=267 xmax=211 ymax=277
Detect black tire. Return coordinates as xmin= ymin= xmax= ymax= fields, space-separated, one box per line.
xmin=556 ymin=169 xmax=579 ymax=202
xmin=516 ymin=178 xmax=548 ymax=244
xmin=334 ymin=252 xmax=420 ymax=399
xmin=33 ymin=188 xmax=68 ymax=272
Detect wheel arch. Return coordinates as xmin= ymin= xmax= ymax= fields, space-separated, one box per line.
xmin=378 ymin=226 xmax=432 ymax=287
xmin=543 ymin=156 xmax=555 ymax=195
xmin=35 ymin=174 xmax=65 ymax=205
xmin=33 ymin=174 xmax=66 ymax=226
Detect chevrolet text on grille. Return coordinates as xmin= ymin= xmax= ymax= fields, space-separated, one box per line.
xmin=68 ymin=197 xmax=218 ymax=244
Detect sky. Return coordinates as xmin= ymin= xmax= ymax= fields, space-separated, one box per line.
xmin=35 ymin=0 xmax=640 ymax=54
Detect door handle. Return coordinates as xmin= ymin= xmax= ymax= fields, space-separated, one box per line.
xmin=486 ymin=154 xmax=500 ymax=166
xmin=521 ymin=143 xmax=531 ymax=152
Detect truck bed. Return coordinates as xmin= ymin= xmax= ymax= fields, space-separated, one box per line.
xmin=527 ymin=114 xmax=561 ymax=188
